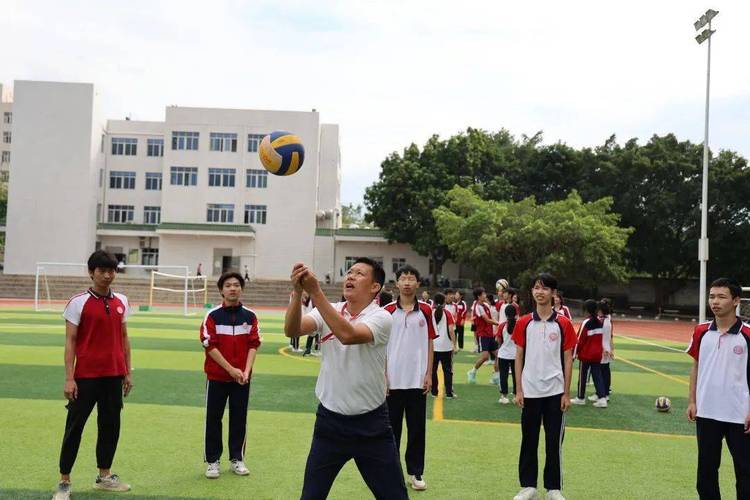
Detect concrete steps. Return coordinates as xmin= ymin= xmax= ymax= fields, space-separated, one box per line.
xmin=0 ymin=274 xmax=342 ymax=308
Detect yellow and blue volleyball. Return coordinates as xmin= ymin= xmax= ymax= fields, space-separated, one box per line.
xmin=258 ymin=131 xmax=305 ymax=176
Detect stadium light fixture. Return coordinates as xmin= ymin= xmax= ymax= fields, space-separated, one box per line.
xmin=694 ymin=9 xmax=718 ymax=323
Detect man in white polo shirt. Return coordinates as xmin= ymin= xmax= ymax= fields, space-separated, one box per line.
xmin=383 ymin=264 xmax=437 ymax=491
xmin=512 ymin=273 xmax=576 ymax=500
xmin=284 ymin=258 xmax=408 ymax=500
xmin=686 ymin=277 xmax=750 ymax=499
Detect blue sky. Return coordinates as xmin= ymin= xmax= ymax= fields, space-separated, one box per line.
xmin=2 ymin=0 xmax=748 ymax=206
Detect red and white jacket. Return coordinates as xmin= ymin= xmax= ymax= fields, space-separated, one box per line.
xmin=200 ymin=302 xmax=261 ymax=382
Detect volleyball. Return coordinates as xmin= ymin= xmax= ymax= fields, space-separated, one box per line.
xmin=258 ymin=131 xmax=305 ymax=176
xmin=655 ymin=396 xmax=671 ymax=412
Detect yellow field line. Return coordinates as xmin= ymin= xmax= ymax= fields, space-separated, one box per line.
xmin=277 ymin=345 xmax=320 ymax=363
xmin=616 ymin=354 xmax=689 ymax=386
xmin=438 ymin=417 xmax=693 ymax=440
xmin=433 ymin=367 xmax=444 ymax=421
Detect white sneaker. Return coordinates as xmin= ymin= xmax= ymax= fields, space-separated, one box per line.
xmin=490 ymin=372 xmax=500 ymax=385
xmin=571 ymin=397 xmax=586 ymax=405
xmin=205 ymin=461 xmax=220 ymax=479
xmin=230 ymin=460 xmax=249 ymax=475
xmin=93 ymin=474 xmax=130 ymax=492
xmin=52 ymin=481 xmax=71 ymax=500
xmin=593 ymin=398 xmax=608 ymax=408
xmin=409 ymin=474 xmax=427 ymax=490
xmin=513 ymin=487 xmax=540 ymax=500
xmin=498 ymin=395 xmax=510 ymax=404
xmin=467 ymin=369 xmax=477 ymax=384
xmin=547 ymin=489 xmax=566 ymax=500
xmin=587 ymin=394 xmax=599 ymax=402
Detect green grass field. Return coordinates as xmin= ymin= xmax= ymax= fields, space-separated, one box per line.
xmin=0 ymin=308 xmax=737 ymax=499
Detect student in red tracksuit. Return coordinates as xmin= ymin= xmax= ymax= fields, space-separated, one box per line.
xmin=553 ymin=294 xmax=572 ymax=320
xmin=200 ymin=272 xmax=261 ymax=479
xmin=571 ymin=300 xmax=607 ymax=408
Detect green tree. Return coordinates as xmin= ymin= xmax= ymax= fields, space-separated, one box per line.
xmin=341 ymin=203 xmax=368 ymax=227
xmin=364 ymin=129 xmax=520 ymax=285
xmin=434 ymin=186 xmax=632 ymax=290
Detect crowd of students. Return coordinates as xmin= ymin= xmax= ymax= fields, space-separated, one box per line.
xmin=53 ymin=250 xmax=750 ymax=500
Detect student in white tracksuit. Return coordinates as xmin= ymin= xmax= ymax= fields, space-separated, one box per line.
xmin=496 ymin=304 xmax=518 ymax=404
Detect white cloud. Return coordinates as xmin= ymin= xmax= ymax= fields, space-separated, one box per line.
xmin=2 ymin=0 xmax=747 ymax=205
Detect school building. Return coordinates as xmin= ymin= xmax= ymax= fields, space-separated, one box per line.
xmin=0 ymin=80 xmax=459 ymax=283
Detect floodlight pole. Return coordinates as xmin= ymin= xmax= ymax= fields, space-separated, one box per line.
xmin=697 ymin=17 xmax=714 ymax=324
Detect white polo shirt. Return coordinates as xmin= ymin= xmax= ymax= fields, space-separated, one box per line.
xmin=383 ymin=299 xmax=438 ymax=389
xmin=308 ymin=301 xmax=393 ymax=415
xmin=511 ymin=311 xmax=577 ymax=398
xmin=687 ymin=319 xmax=750 ymax=425
xmin=434 ymin=310 xmax=455 ymax=352
xmin=497 ymin=322 xmax=517 ymax=360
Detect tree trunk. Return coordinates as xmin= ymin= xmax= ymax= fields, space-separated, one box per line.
xmin=431 ymin=252 xmax=444 ymax=287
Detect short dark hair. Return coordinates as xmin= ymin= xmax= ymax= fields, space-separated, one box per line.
xmin=598 ymin=298 xmax=612 ymax=315
xmin=217 ymin=271 xmax=245 ymax=290
xmin=396 ymin=264 xmax=420 ymax=282
xmin=456 ymin=289 xmax=464 ymax=298
xmin=354 ymin=257 xmax=386 ymax=290
xmin=506 ymin=287 xmax=518 ymax=299
xmin=710 ymin=278 xmax=742 ymax=299
xmin=378 ymin=290 xmax=393 ymax=305
xmin=87 ymin=250 xmax=118 ymax=272
xmin=584 ymin=299 xmax=598 ymax=316
xmin=532 ymin=272 xmax=558 ymax=291
xmin=473 ymin=287 xmax=485 ymax=300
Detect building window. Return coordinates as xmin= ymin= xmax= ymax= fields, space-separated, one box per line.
xmin=141 ymin=248 xmax=159 ymax=266
xmin=144 ymin=206 xmax=161 ymax=225
xmin=172 ymin=131 xmax=199 ymax=150
xmin=147 ymin=138 xmax=164 ymax=157
xmin=170 ymin=166 xmax=198 ymax=186
xmin=111 ymin=137 xmax=137 ymax=156
xmin=2 ymin=132 xmax=10 ymax=144
xmin=145 ymin=172 xmax=162 ymax=190
xmin=392 ymin=258 xmax=407 ymax=275
xmin=210 ymin=132 xmax=238 ymax=152
xmin=247 ymin=134 xmax=265 ymax=153
xmin=109 ymin=171 xmax=136 ymax=189
xmin=208 ymin=167 xmax=236 ymax=187
xmin=246 ymin=169 xmax=268 ymax=188
xmin=1 ymin=151 xmax=9 ymax=164
xmin=107 ymin=204 xmax=134 ymax=223
xmin=244 ymin=204 xmax=267 ymax=225
xmin=96 ymin=203 xmax=102 ymax=222
xmin=207 ymin=203 xmax=235 ymax=223
xmin=2 ymin=112 xmax=10 ymax=124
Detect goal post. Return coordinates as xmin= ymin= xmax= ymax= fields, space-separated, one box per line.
xmin=34 ymin=262 xmax=193 ymax=314
xmin=737 ymin=287 xmax=750 ymax=321
xmin=149 ymin=270 xmax=209 ymax=315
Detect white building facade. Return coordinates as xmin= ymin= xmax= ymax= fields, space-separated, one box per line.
xmin=2 ymin=80 xmax=459 ymax=283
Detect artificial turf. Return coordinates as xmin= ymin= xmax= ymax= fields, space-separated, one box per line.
xmin=0 ymin=308 xmax=736 ymax=499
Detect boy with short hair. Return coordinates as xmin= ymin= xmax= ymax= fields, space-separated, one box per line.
xmin=454 ymin=290 xmax=468 ymax=351
xmin=512 ymin=273 xmax=576 ymax=500
xmin=384 ymin=265 xmax=437 ymax=490
xmin=570 ymin=299 xmax=608 ymax=408
xmin=53 ymin=250 xmax=133 ymax=500
xmin=200 ymin=272 xmax=261 ymax=479
xmin=686 ymin=277 xmax=750 ymax=499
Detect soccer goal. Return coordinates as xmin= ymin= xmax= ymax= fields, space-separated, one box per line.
xmin=149 ymin=270 xmax=209 ymax=315
xmin=34 ymin=262 xmax=195 ymax=314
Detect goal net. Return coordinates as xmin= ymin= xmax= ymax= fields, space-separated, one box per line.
xmin=149 ymin=270 xmax=209 ymax=315
xmin=34 ymin=262 xmax=196 ymax=315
